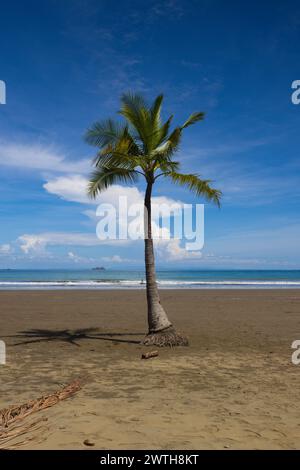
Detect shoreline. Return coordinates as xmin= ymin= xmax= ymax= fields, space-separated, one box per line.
xmin=1 ymin=285 xmax=300 ymax=290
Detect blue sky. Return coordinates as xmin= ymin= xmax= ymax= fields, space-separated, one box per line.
xmin=0 ymin=0 xmax=300 ymax=269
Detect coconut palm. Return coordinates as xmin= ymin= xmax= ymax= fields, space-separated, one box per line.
xmin=85 ymin=93 xmax=221 ymax=346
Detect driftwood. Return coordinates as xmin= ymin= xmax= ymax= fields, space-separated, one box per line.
xmin=141 ymin=350 xmax=159 ymax=360
xmin=0 ymin=380 xmax=81 ymax=449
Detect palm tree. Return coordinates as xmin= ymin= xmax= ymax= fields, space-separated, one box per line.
xmin=85 ymin=93 xmax=221 ymax=346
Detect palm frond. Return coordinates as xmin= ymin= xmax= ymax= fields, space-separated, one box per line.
xmin=94 ymin=133 xmax=139 ymax=165
xmin=155 ymin=160 xmax=180 ymax=174
xmin=95 ymin=151 xmax=142 ymax=171
xmin=119 ymin=93 xmax=149 ymax=134
xmin=84 ymin=119 xmax=125 ymax=148
xmin=147 ymin=94 xmax=167 ymax=150
xmin=152 ymin=127 xmax=182 ymax=159
xmin=167 ymin=171 xmax=222 ymax=207
xmin=181 ymin=112 xmax=205 ymax=129
xmin=92 ymin=125 xmax=144 ymax=171
xmin=150 ymin=114 xmax=174 ymax=149
xmin=150 ymin=94 xmax=163 ymax=127
xmin=119 ymin=92 xmax=159 ymax=153
xmin=121 ymin=92 xmax=148 ymax=115
xmin=88 ymin=167 xmax=139 ymax=199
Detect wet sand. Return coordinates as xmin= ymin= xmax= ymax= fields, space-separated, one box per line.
xmin=0 ymin=289 xmax=300 ymax=449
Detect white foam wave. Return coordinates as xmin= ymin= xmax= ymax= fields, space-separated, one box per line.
xmin=0 ymin=279 xmax=300 ymax=289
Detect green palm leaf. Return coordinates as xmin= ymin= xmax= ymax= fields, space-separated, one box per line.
xmin=167 ymin=171 xmax=222 ymax=207
xmin=181 ymin=112 xmax=205 ymax=129
xmin=88 ymin=167 xmax=139 ymax=198
xmin=85 ymin=92 xmax=221 ymax=207
xmin=85 ymin=119 xmax=126 ymax=148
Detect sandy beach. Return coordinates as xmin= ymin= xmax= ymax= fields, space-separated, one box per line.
xmin=1 ymin=289 xmax=300 ymax=449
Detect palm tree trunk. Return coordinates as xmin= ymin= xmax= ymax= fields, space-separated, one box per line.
xmin=144 ymin=180 xmax=172 ymax=333
xmin=142 ymin=181 xmax=189 ymax=347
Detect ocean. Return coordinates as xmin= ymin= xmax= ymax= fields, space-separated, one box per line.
xmin=0 ymin=269 xmax=300 ymax=289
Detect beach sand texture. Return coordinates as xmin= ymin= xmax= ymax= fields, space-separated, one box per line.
xmin=0 ymin=289 xmax=300 ymax=449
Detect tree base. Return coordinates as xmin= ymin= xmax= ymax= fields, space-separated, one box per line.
xmin=142 ymin=326 xmax=189 ymax=347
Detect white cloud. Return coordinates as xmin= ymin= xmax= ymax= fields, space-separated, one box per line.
xmin=101 ymin=255 xmax=132 ymax=263
xmin=0 ymin=142 xmax=90 ymax=174
xmin=44 ymin=175 xmax=93 ymax=204
xmin=17 ymin=228 xmax=134 ymax=255
xmin=68 ymin=251 xmax=81 ymax=262
xmin=18 ymin=232 xmax=100 ymax=254
xmin=0 ymin=243 xmax=12 ymax=255
xmin=44 ymin=176 xmax=146 ymax=206
xmin=43 ymin=174 xmax=183 ymax=208
xmin=42 ymin=175 xmax=202 ymax=261
xmin=67 ymin=251 xmax=98 ymax=264
xmin=156 ymin=238 xmax=202 ymax=261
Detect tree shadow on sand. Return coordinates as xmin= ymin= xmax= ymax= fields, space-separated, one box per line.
xmin=5 ymin=328 xmax=144 ymax=347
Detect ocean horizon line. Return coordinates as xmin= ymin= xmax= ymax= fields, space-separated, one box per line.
xmin=0 ymin=268 xmax=300 ymax=290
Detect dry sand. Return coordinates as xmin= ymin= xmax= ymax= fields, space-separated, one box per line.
xmin=0 ymin=289 xmax=300 ymax=449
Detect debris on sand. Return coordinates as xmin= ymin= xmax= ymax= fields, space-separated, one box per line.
xmin=83 ymin=439 xmax=95 ymax=446
xmin=141 ymin=350 xmax=159 ymax=360
xmin=0 ymin=380 xmax=82 ymax=449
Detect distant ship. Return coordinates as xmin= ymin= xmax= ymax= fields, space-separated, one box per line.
xmin=92 ymin=267 xmax=106 ymax=271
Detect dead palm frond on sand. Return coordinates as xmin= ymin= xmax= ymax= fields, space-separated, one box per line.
xmin=0 ymin=380 xmax=81 ymax=449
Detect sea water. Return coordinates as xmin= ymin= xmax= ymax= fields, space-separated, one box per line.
xmin=0 ymin=269 xmax=299 ymax=289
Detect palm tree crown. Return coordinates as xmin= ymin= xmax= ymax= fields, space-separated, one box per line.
xmin=85 ymin=93 xmax=222 ymax=205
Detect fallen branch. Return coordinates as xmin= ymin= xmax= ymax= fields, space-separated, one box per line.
xmin=0 ymin=380 xmax=82 ymax=449
xmin=141 ymin=350 xmax=159 ymax=359
xmin=0 ymin=419 xmax=48 ymax=449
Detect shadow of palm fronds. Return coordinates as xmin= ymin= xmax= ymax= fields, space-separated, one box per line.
xmin=5 ymin=328 xmax=143 ymax=346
